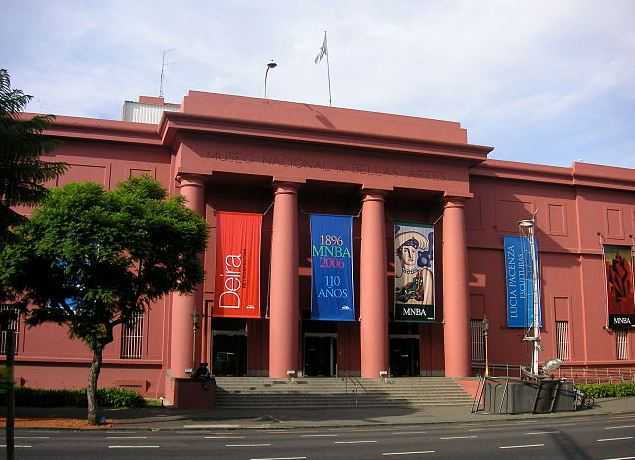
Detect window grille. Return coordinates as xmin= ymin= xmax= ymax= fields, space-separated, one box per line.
xmin=0 ymin=305 xmax=20 ymax=355
xmin=555 ymin=321 xmax=570 ymax=361
xmin=470 ymin=319 xmax=484 ymax=362
xmin=616 ymin=329 xmax=629 ymax=361
xmin=120 ymin=312 xmax=144 ymax=359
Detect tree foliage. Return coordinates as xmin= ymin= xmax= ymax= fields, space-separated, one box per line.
xmin=0 ymin=176 xmax=208 ymax=422
xmin=0 ymin=68 xmax=66 ymax=241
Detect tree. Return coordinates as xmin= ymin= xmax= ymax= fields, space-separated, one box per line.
xmin=0 ymin=176 xmax=208 ymax=424
xmin=0 ymin=68 xmax=66 ymax=242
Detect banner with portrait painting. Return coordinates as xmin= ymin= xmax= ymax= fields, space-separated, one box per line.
xmin=213 ymin=211 xmax=262 ymax=318
xmin=604 ymin=245 xmax=635 ymax=329
xmin=393 ymin=223 xmax=435 ymax=322
xmin=310 ymin=214 xmax=355 ymax=321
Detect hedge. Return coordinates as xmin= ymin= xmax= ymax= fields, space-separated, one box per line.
xmin=576 ymin=383 xmax=635 ymax=399
xmin=0 ymin=387 xmax=146 ymax=408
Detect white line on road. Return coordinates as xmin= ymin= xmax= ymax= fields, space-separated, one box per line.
xmin=525 ymin=431 xmax=560 ymax=435
xmin=391 ymin=431 xmax=427 ymax=435
xmin=204 ymin=436 xmax=246 ymax=439
xmin=605 ymin=425 xmax=635 ymax=430
xmin=108 ymin=445 xmax=160 ymax=449
xmin=250 ymin=457 xmax=307 ymax=460
xmin=499 ymin=444 xmax=544 ymax=449
xmin=226 ymin=443 xmax=272 ymax=447
xmin=15 ymin=436 xmax=51 ymax=439
xmin=382 ymin=451 xmax=436 ymax=456
xmin=106 ymin=436 xmax=148 ymax=439
xmin=610 ymin=415 xmax=635 ymax=420
xmin=600 ymin=457 xmax=635 ymax=460
xmin=0 ymin=445 xmax=32 ymax=448
xmin=335 ymin=440 xmax=377 ymax=444
xmin=439 ymin=435 xmax=477 ymax=440
xmin=597 ymin=436 xmax=634 ymax=442
xmin=301 ymin=434 xmax=338 ymax=437
xmin=184 ymin=424 xmax=240 ymax=429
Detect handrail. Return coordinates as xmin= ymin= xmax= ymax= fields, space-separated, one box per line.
xmin=472 ymin=362 xmax=635 ymax=384
xmin=342 ymin=376 xmax=368 ymax=408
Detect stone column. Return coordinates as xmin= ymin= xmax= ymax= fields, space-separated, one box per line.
xmin=169 ymin=175 xmax=205 ymax=378
xmin=442 ymin=196 xmax=471 ymax=377
xmin=268 ymin=182 xmax=300 ymax=378
xmin=360 ymin=190 xmax=389 ymax=378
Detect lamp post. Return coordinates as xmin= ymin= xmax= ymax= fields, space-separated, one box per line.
xmin=482 ymin=314 xmax=489 ymax=377
xmin=192 ymin=311 xmax=201 ymax=370
xmin=264 ymin=60 xmax=277 ymax=98
xmin=519 ymin=218 xmax=541 ymax=376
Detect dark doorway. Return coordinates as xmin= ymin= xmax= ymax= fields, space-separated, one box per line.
xmin=213 ymin=334 xmax=247 ymax=376
xmin=390 ymin=337 xmax=420 ymax=376
xmin=304 ymin=335 xmax=337 ymax=376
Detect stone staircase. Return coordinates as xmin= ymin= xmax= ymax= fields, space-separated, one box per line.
xmin=214 ymin=377 xmax=473 ymax=410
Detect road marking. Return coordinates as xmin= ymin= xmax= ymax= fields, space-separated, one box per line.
xmin=106 ymin=430 xmax=137 ymax=433
xmin=605 ymin=425 xmax=635 ymax=430
xmin=184 ymin=424 xmax=240 ymax=429
xmin=525 ymin=431 xmax=560 ymax=435
xmin=266 ymin=430 xmax=290 ymax=434
xmin=391 ymin=431 xmax=427 ymax=435
xmin=499 ymin=444 xmax=544 ymax=449
xmin=226 ymin=443 xmax=272 ymax=447
xmin=382 ymin=451 xmax=436 ymax=456
xmin=15 ymin=436 xmax=51 ymax=439
xmin=301 ymin=434 xmax=338 ymax=437
xmin=597 ymin=436 xmax=634 ymax=442
xmin=610 ymin=415 xmax=635 ymax=420
xmin=205 ymin=436 xmax=246 ymax=439
xmin=439 ymin=435 xmax=477 ymax=440
xmin=250 ymin=457 xmax=307 ymax=460
xmin=106 ymin=436 xmax=148 ymax=439
xmin=335 ymin=440 xmax=377 ymax=444
xmin=108 ymin=445 xmax=160 ymax=449
xmin=600 ymin=457 xmax=635 ymax=460
xmin=0 ymin=445 xmax=32 ymax=448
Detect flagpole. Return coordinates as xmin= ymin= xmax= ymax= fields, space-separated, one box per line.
xmin=324 ymin=31 xmax=332 ymax=106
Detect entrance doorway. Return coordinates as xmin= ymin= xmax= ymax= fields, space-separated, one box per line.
xmin=304 ymin=334 xmax=337 ymax=377
xmin=390 ymin=335 xmax=420 ymax=377
xmin=212 ymin=332 xmax=247 ymax=376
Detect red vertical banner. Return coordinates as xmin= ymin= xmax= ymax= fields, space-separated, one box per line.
xmin=213 ymin=212 xmax=262 ymax=318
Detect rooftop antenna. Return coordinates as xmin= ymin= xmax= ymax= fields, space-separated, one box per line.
xmin=159 ymin=49 xmax=175 ymax=98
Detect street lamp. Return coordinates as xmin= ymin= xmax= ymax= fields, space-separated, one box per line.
xmin=264 ymin=60 xmax=277 ymax=98
xmin=192 ymin=311 xmax=201 ymax=369
xmin=482 ymin=314 xmax=489 ymax=377
xmin=519 ymin=218 xmax=541 ymax=376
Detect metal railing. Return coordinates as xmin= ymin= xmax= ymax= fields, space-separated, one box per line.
xmin=343 ymin=376 xmax=368 ymax=408
xmin=472 ymin=362 xmax=635 ymax=384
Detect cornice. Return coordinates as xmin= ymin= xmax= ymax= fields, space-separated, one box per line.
xmin=159 ymin=111 xmax=493 ymax=164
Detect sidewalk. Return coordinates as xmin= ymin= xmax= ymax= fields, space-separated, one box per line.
xmin=3 ymin=397 xmax=635 ymax=430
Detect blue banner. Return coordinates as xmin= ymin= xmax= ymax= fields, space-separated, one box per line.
xmin=504 ymin=235 xmax=542 ymax=328
xmin=310 ymin=214 xmax=355 ymax=321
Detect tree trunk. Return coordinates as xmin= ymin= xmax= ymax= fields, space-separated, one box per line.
xmin=87 ymin=346 xmax=103 ymax=425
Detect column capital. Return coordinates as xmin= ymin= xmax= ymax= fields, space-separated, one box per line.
xmin=361 ymin=189 xmax=388 ymax=203
xmin=443 ymin=195 xmax=470 ymax=209
xmin=176 ymin=173 xmax=206 ymax=188
xmin=273 ymin=181 xmax=301 ymax=196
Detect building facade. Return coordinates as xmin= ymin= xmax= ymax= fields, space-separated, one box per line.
xmin=2 ymin=91 xmax=635 ymax=403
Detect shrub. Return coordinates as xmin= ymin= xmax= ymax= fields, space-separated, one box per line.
xmin=0 ymin=387 xmax=146 ymax=408
xmin=576 ymin=383 xmax=635 ymax=399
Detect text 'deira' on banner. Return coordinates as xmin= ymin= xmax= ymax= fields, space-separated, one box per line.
xmin=213 ymin=211 xmax=262 ymax=318
xmin=394 ymin=223 xmax=435 ymax=322
xmin=504 ymin=235 xmax=542 ymax=328
xmin=604 ymin=245 xmax=635 ymax=329
xmin=310 ymin=214 xmax=355 ymax=321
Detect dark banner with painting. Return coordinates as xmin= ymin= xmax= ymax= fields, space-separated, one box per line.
xmin=604 ymin=245 xmax=635 ymax=329
xmin=310 ymin=214 xmax=355 ymax=321
xmin=393 ymin=223 xmax=435 ymax=322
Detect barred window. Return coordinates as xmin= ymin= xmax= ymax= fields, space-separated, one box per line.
xmin=616 ymin=329 xmax=629 ymax=361
xmin=555 ymin=321 xmax=570 ymax=361
xmin=120 ymin=312 xmax=144 ymax=359
xmin=470 ymin=319 xmax=484 ymax=362
xmin=0 ymin=305 xmax=20 ymax=355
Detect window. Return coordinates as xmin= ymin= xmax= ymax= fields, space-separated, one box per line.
xmin=0 ymin=305 xmax=20 ymax=355
xmin=120 ymin=312 xmax=144 ymax=359
xmin=616 ymin=330 xmax=629 ymax=361
xmin=470 ymin=319 xmax=484 ymax=362
xmin=555 ymin=321 xmax=570 ymax=361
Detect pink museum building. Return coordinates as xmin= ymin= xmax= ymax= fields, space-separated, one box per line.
xmin=2 ymin=91 xmax=635 ymax=404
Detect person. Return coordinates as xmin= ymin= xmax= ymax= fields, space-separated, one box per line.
xmin=394 ymin=230 xmax=433 ymax=305
xmin=192 ymin=363 xmax=215 ymax=390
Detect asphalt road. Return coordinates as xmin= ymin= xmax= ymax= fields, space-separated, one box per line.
xmin=2 ymin=413 xmax=635 ymax=459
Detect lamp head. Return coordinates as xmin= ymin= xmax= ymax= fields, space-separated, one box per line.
xmin=267 ymin=61 xmax=277 ymax=69
xmin=518 ymin=219 xmax=534 ymax=229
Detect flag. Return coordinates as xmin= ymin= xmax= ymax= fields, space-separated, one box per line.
xmin=314 ymin=32 xmax=328 ymax=64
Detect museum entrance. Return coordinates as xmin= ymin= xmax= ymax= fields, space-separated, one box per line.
xmin=390 ymin=335 xmax=420 ymax=377
xmin=304 ymin=334 xmax=337 ymax=377
xmin=212 ymin=332 xmax=247 ymax=376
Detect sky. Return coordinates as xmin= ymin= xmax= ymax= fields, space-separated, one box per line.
xmin=2 ymin=0 xmax=634 ymax=168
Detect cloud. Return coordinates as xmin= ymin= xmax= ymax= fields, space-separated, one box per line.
xmin=1 ymin=0 xmax=634 ymax=167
